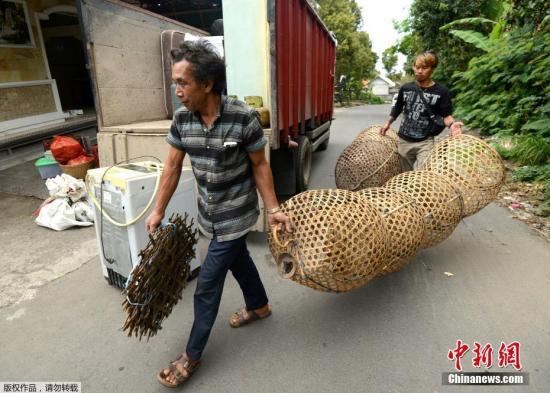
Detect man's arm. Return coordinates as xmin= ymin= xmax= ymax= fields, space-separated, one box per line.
xmin=145 ymin=146 xmax=185 ymax=233
xmin=248 ymin=148 xmax=292 ymax=232
xmin=380 ymin=88 xmax=404 ymax=135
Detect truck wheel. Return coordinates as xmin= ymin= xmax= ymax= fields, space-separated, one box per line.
xmin=296 ymin=135 xmax=312 ymax=192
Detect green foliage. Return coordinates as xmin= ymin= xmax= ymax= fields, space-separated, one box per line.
xmin=491 ymin=140 xmax=515 ymax=160
xmin=394 ymin=0 xmax=498 ymax=85
xmin=512 ymin=164 xmax=550 ymax=182
xmin=505 ymin=0 xmax=549 ymax=29
xmin=359 ymin=90 xmax=384 ymax=104
xmin=510 ymin=135 xmax=550 ymax=165
xmin=440 ymin=17 xmax=497 ymax=31
xmin=453 ymin=23 xmax=550 ymax=164
xmin=448 ymin=30 xmax=493 ymax=51
xmin=317 ymin=0 xmax=377 ymax=83
xmin=382 ymin=46 xmax=399 ymax=75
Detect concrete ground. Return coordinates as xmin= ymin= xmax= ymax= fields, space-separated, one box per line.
xmin=0 ymin=105 xmax=549 ymax=392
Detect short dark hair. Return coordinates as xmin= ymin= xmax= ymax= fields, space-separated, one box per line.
xmin=171 ymin=40 xmax=226 ymax=95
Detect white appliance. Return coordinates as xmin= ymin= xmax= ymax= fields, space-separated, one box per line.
xmin=87 ymin=162 xmax=201 ymax=289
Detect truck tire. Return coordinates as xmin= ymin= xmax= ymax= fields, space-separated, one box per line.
xmin=296 ymin=135 xmax=312 ymax=192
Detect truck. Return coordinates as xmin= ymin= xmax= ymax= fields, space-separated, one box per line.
xmin=78 ymin=0 xmax=336 ymax=232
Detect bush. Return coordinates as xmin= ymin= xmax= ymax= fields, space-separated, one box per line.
xmin=453 ymin=21 xmax=549 ymax=171
xmin=512 ymin=164 xmax=550 ymax=182
xmin=510 ymin=136 xmax=550 ymax=165
xmin=358 ymin=90 xmax=385 ymax=104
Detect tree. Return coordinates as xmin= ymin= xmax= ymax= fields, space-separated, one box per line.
xmin=381 ymin=45 xmax=403 ymax=81
xmin=317 ymin=0 xmax=378 ymax=97
xmin=394 ymin=0 xmax=504 ymax=88
xmin=382 ymin=46 xmax=398 ymax=75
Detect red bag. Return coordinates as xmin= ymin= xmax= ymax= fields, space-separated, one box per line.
xmin=51 ymin=136 xmax=84 ymax=164
xmin=92 ymin=144 xmax=100 ymax=167
xmin=67 ymin=154 xmax=95 ymax=166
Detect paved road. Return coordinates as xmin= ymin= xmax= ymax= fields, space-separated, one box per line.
xmin=1 ymin=105 xmax=548 ymax=392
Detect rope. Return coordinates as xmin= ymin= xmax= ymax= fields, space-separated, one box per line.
xmin=352 ymin=150 xmax=399 ymax=191
xmin=85 ymin=157 xmax=162 ymax=227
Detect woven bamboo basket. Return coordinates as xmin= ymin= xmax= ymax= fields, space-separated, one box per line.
xmin=355 ymin=125 xmax=398 ymax=143
xmin=60 ymin=160 xmax=94 ymax=179
xmin=335 ymin=136 xmax=401 ymax=191
xmin=357 ymin=188 xmax=425 ymax=275
xmin=420 ymin=134 xmax=506 ymax=217
xmin=267 ymin=189 xmax=389 ymax=292
xmin=384 ymin=171 xmax=464 ymax=248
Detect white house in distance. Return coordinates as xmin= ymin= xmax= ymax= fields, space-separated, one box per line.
xmin=370 ymin=75 xmax=396 ymax=100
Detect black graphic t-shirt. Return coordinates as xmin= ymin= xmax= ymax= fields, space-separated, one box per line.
xmin=390 ymin=82 xmax=453 ymax=142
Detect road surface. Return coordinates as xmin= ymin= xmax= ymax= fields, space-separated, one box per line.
xmin=0 ymin=104 xmax=548 ymax=392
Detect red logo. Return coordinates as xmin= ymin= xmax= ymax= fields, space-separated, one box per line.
xmin=448 ymin=340 xmax=522 ymax=371
xmin=447 ymin=339 xmax=470 ymax=371
xmin=472 ymin=342 xmax=494 ymax=369
xmin=498 ymin=341 xmax=522 ymax=370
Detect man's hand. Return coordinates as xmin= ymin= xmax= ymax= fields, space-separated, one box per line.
xmin=450 ymin=121 xmax=464 ymax=137
xmin=380 ymin=122 xmax=390 ymax=136
xmin=145 ymin=210 xmax=164 ymax=234
xmin=268 ymin=211 xmax=292 ymax=233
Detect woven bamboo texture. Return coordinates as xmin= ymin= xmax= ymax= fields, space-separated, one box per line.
xmin=335 ymin=128 xmax=401 ymax=191
xmin=268 ymin=131 xmax=504 ymax=293
xmin=355 ymin=125 xmax=398 ymax=143
xmin=122 ymin=213 xmax=197 ymax=340
xmin=420 ymin=134 xmax=506 ymax=217
xmin=357 ymin=188 xmax=425 ymax=275
xmin=384 ymin=171 xmax=464 ymax=248
xmin=267 ymin=189 xmax=389 ymax=292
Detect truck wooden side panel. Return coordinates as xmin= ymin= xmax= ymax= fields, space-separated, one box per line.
xmin=274 ymin=0 xmax=336 ymax=145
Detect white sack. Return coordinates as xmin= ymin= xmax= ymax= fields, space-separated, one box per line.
xmin=46 ymin=174 xmax=87 ymax=202
xmin=35 ymin=199 xmax=93 ymax=231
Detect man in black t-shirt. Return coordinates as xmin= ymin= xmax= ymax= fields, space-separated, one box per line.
xmin=380 ymin=52 xmax=463 ymax=170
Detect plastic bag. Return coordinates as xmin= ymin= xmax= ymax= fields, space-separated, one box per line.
xmin=50 ymin=136 xmax=84 ymax=164
xmin=67 ymin=154 xmax=95 ymax=166
xmin=35 ymin=199 xmax=93 ymax=231
xmin=73 ymin=200 xmax=95 ymax=223
xmin=46 ymin=174 xmax=87 ymax=202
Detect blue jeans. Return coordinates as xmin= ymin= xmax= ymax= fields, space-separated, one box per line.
xmin=185 ymin=234 xmax=268 ymax=360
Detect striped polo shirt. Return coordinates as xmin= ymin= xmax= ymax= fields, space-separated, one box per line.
xmin=166 ymin=96 xmax=267 ymax=241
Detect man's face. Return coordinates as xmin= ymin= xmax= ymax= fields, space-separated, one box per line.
xmin=412 ymin=61 xmax=434 ymax=82
xmin=172 ymin=60 xmax=211 ymax=112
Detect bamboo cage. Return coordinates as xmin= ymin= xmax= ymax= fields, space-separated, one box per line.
xmin=384 ymin=171 xmax=464 ymax=248
xmin=357 ymin=188 xmax=425 ymax=275
xmin=335 ymin=127 xmax=401 ymax=191
xmin=420 ymin=134 xmax=506 ymax=217
xmin=267 ymin=189 xmax=389 ymax=292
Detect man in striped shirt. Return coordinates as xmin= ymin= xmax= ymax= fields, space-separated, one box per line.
xmin=146 ymin=40 xmax=291 ymax=388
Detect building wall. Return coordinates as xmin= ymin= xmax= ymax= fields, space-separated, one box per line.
xmin=0 ymin=0 xmax=72 ymax=129
xmin=372 ymin=80 xmax=389 ymax=96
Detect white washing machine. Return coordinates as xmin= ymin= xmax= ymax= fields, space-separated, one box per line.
xmin=87 ymin=162 xmax=201 ymax=288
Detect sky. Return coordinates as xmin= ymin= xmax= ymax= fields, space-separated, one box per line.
xmin=356 ymin=0 xmax=412 ymax=75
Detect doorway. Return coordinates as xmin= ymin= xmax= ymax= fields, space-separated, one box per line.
xmin=38 ymin=5 xmax=94 ymax=113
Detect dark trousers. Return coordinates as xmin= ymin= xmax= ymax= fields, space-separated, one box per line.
xmin=185 ymin=234 xmax=268 ymax=360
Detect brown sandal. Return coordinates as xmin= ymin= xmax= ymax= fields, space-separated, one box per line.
xmin=157 ymin=353 xmax=201 ymax=388
xmin=229 ymin=306 xmax=272 ymax=328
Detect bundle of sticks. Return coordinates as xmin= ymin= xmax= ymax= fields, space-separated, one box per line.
xmin=122 ymin=213 xmax=198 ymax=340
